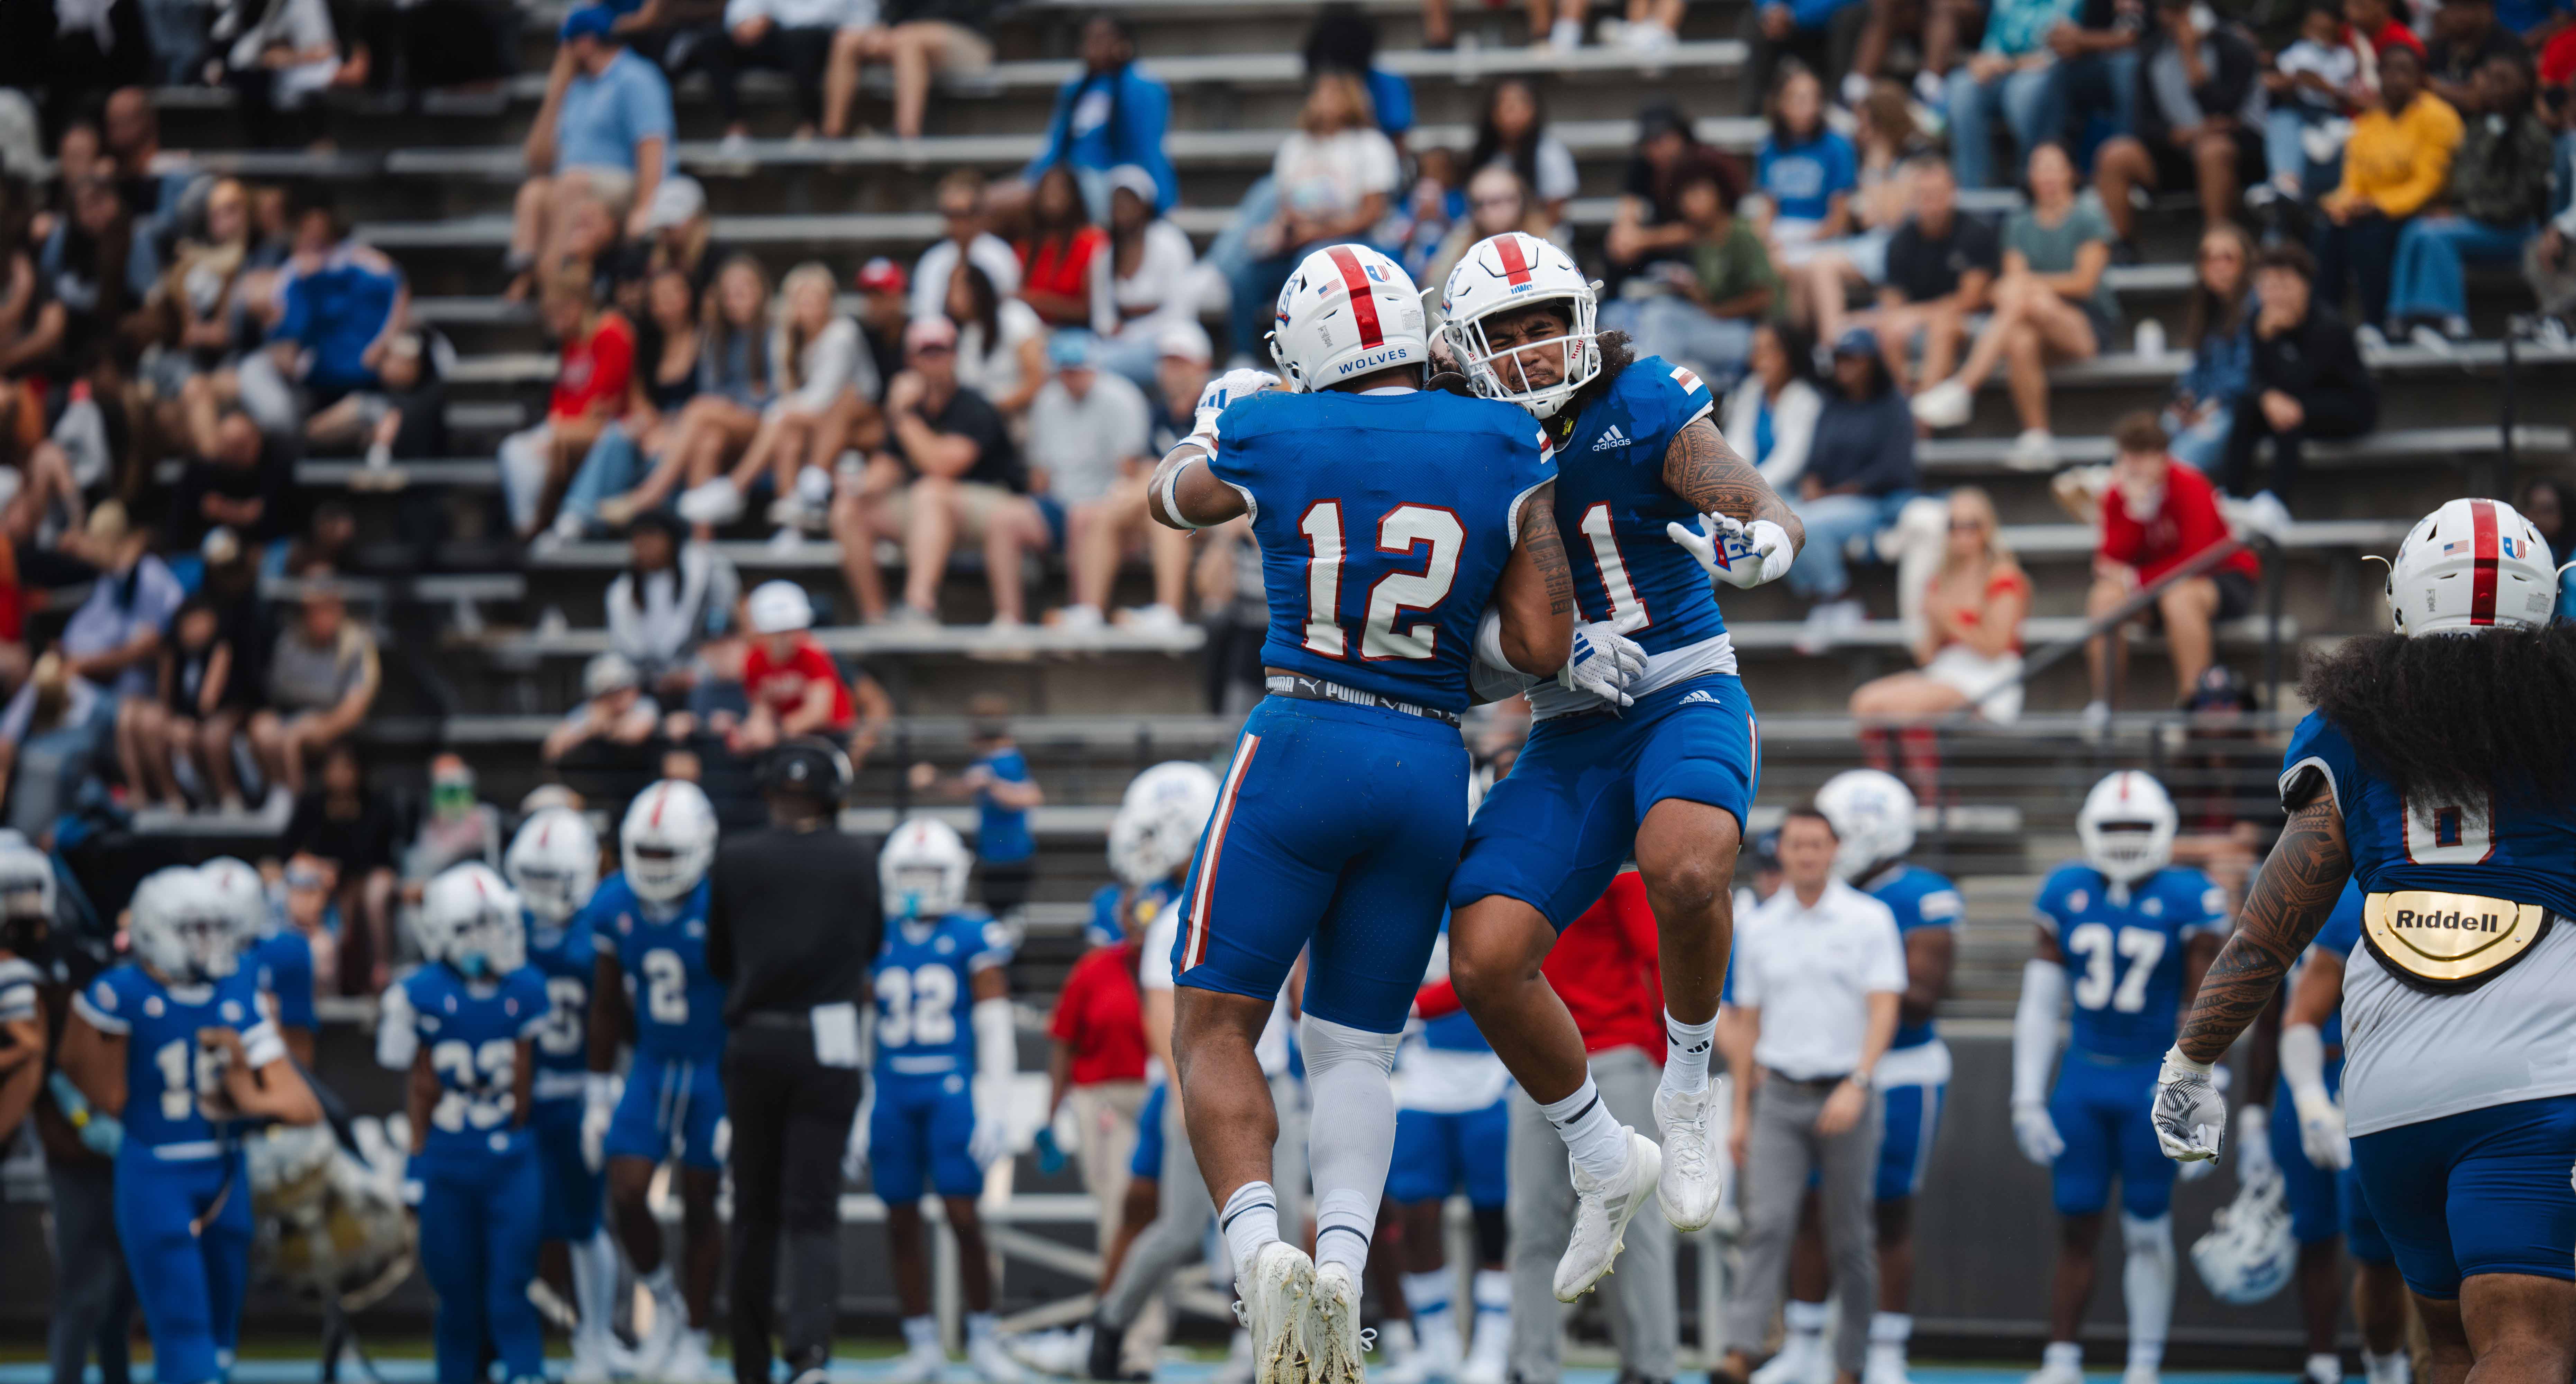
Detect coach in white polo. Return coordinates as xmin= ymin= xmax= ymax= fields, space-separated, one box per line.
xmin=1719 ymin=807 xmax=1905 ymax=1384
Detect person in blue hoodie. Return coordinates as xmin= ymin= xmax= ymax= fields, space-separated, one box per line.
xmin=1022 ymin=16 xmax=1176 ymax=223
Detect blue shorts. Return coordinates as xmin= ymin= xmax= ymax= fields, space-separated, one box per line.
xmin=1876 ymin=1080 xmax=1946 ymax=1203
xmin=871 ymin=1072 xmax=981 ymax=1202
xmin=1131 ymin=1082 xmax=1167 ymax=1180
xmin=1173 ymin=696 xmax=1471 ymax=1034
xmin=116 ymin=1149 xmax=253 ymax=1384
xmin=1448 ymin=673 xmax=1759 ymax=928
xmin=530 ymin=1098 xmax=603 ymax=1241
xmin=1387 ymin=1101 xmax=1510 ymax=1207
xmin=2350 ymin=1094 xmax=2576 ymax=1299
xmin=2343 ymin=1165 xmax=2393 ymax=1265
xmin=2049 ymin=1054 xmax=2176 ymax=1220
xmin=604 ymin=1051 xmax=727 ymax=1172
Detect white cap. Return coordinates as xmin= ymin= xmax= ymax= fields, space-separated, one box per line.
xmin=582 ymin=650 xmax=640 ymax=698
xmin=1156 ymin=320 xmax=1213 ymax=364
xmin=747 ymin=579 xmax=815 ymax=634
xmin=642 ymin=175 xmax=706 ymax=232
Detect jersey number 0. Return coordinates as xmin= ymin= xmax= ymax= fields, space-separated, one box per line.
xmin=1299 ymin=502 xmax=1465 ymax=660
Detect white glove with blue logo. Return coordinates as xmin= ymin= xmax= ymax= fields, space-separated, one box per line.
xmin=1668 ymin=513 xmax=1795 ymax=590
xmin=1194 ymin=369 xmax=1282 ymax=434
xmin=581 ymin=1072 xmax=620 ymax=1173
xmin=2152 ymin=1045 xmax=2228 ymax=1166
xmin=1557 ymin=612 xmax=1651 ymax=708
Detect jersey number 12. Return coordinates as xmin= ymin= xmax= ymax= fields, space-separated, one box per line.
xmin=1300 ymin=502 xmax=1464 ymax=660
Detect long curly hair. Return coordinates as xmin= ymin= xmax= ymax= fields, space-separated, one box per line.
xmin=2300 ymin=626 xmax=2576 ymax=805
xmin=1547 ymin=329 xmax=1635 ymax=444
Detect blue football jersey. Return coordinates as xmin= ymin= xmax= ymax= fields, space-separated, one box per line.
xmin=872 ymin=912 xmax=1012 ymax=1079
xmin=253 ymin=929 xmax=317 ymax=1033
xmin=1205 ymin=387 xmax=1557 ymax=713
xmin=75 ymin=964 xmax=281 ymax=1151
xmin=1867 ymin=864 xmax=1965 ymax=1051
xmin=1546 ymin=355 xmax=1726 ymax=656
xmin=977 ymin=747 xmax=1036 ymax=865
xmin=398 ymin=964 xmax=550 ymax=1164
xmin=525 ymin=916 xmax=597 ymax=1104
xmin=2034 ymin=864 xmax=2229 ymax=1061
xmin=583 ymin=873 xmax=726 ymax=1061
xmin=2282 ymin=710 xmax=2576 ymax=917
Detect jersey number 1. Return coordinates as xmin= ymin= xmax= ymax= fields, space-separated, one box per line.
xmin=1300 ymin=502 xmax=1464 ymax=660
xmin=1578 ymin=503 xmax=1651 ymax=627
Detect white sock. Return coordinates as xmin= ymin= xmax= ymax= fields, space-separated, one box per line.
xmin=574 ymin=1229 xmax=620 ymax=1338
xmin=966 ymin=1312 xmax=998 ymax=1344
xmin=1221 ymin=1182 xmax=1283 ymax=1273
xmin=1301 ymin=1015 xmax=1400 ymax=1281
xmin=2044 ymin=1342 xmax=2084 ymax=1372
xmin=1472 ymin=1267 xmax=1511 ymax=1313
xmin=1663 ymin=1011 xmax=1718 ymax=1093
xmin=1402 ymin=1269 xmax=1454 ymax=1318
xmin=1784 ymin=1298 xmax=1830 ymax=1347
xmin=1870 ymin=1311 xmax=1913 ymax=1349
xmin=2120 ymin=1212 xmax=2174 ymax=1369
xmin=903 ymin=1315 xmax=940 ymax=1352
xmin=1540 ymin=1076 xmax=1630 ymax=1185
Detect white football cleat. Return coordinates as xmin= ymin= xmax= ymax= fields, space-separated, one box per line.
xmin=1458 ymin=1314 xmax=1509 ymax=1384
xmin=661 ymin=1329 xmax=722 ymax=1384
xmin=1654 ymin=1078 xmax=1725 ymax=1231
xmin=632 ymin=1283 xmax=686 ymax=1380
xmin=967 ymin=1330 xmax=1026 ymax=1384
xmin=1751 ymin=1337 xmax=1828 ymax=1384
xmin=1004 ymin=1328 xmax=1090 ymax=1377
xmin=2023 ymin=1358 xmax=2086 ymax=1384
xmin=1240 ymin=1240 xmax=1315 ymax=1384
xmin=1553 ymin=1129 xmax=1663 ymax=1301
xmin=886 ymin=1338 xmax=950 ymax=1384
xmin=2120 ymin=1364 xmax=2160 ymax=1384
xmin=1305 ymin=1262 xmax=1366 ymax=1384
xmin=1863 ymin=1342 xmax=1913 ymax=1384
xmin=565 ymin=1328 xmax=623 ymax=1384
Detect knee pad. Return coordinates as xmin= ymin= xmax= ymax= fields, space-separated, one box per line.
xmin=1299 ymin=1013 xmax=1399 ymax=1077
xmin=1473 ymin=1204 xmax=1508 ymax=1265
xmin=2122 ymin=1211 xmax=2175 ymax=1262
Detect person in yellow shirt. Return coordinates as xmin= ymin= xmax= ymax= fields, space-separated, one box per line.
xmin=2313 ymin=43 xmax=2464 ymax=331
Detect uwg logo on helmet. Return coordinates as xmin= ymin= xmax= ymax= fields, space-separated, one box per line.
xmin=1268 ymin=245 xmax=1426 ymax=391
xmin=2386 ymin=497 xmax=2561 ymax=636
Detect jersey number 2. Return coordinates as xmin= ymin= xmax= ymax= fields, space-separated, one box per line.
xmin=2066 ymin=923 xmax=2166 ymax=1013
xmin=1300 ymin=502 xmax=1464 ymax=660
xmin=642 ymin=949 xmax=689 ymax=1026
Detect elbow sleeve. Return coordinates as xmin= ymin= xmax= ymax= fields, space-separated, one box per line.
xmin=2279 ymin=1023 xmax=2330 ymax=1105
xmin=2012 ymin=957 xmax=2066 ymax=1108
xmin=972 ymin=997 xmax=1016 ymax=1091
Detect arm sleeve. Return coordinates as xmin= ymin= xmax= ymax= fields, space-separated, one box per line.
xmin=2278 ymin=1022 xmax=2332 ymax=1107
xmin=2012 ymin=957 xmax=2066 ymax=1107
xmin=972 ymin=995 xmax=1016 ymax=1085
xmin=72 ymin=976 xmax=129 ymax=1035
xmin=239 ymin=1018 xmax=286 ymax=1069
xmin=377 ymin=983 xmax=417 ymax=1069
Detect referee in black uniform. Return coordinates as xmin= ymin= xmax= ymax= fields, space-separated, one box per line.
xmin=707 ymin=737 xmax=882 ymax=1384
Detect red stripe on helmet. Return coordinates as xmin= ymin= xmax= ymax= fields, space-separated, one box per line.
xmin=1326 ymin=246 xmax=1384 ymax=350
xmin=2470 ymin=499 xmax=2499 ymax=626
xmin=1495 ymin=234 xmax=1534 ymax=287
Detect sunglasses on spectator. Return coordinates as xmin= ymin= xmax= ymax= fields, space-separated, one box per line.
xmin=913 ymin=344 xmax=955 ymax=357
xmin=1949 ymin=519 xmax=1990 ymax=532
xmin=286 ymin=869 xmax=327 ymax=890
xmin=1471 ymin=195 xmax=1522 ymax=211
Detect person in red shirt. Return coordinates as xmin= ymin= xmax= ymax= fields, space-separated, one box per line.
xmin=1045 ymin=935 xmax=1152 ymax=1265
xmin=501 ymin=264 xmax=635 ymax=539
xmin=735 ymin=580 xmax=857 ymax=756
xmin=1017 ymin=164 xmax=1109 ymax=328
xmin=2085 ymin=412 xmax=2264 ymax=722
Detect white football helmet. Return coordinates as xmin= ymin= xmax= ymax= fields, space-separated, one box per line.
xmin=507 ymin=807 xmax=601 ymax=924
xmin=419 ymin=863 xmax=527 ymax=979
xmin=199 ymin=856 xmax=275 ymax=940
xmin=1814 ymin=770 xmax=1918 ymax=883
xmin=2191 ymin=1174 xmax=2296 ymax=1304
xmin=2077 ymin=771 xmax=2178 ymax=884
xmin=1267 ymin=244 xmax=1429 ymax=392
xmin=2383 ymin=497 xmax=2560 ymax=637
xmin=130 ymin=866 xmax=241 ymax=984
xmin=620 ymin=780 xmax=718 ymax=903
xmin=1108 ymin=762 xmax=1220 ymax=887
xmin=881 ymin=817 xmax=973 ymax=921
xmin=1437 ymin=231 xmax=1602 ymax=420
xmin=0 ymin=843 xmax=53 ymax=922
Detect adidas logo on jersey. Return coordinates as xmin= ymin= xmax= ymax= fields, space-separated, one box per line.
xmin=1592 ymin=426 xmax=1631 ymax=452
xmin=1680 ymin=690 xmax=1718 ymax=705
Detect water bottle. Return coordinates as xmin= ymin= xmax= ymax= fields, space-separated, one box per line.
xmin=2133 ymin=319 xmax=2167 ymax=359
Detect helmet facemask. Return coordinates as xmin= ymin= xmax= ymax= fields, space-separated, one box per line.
xmin=1444 ymin=294 xmax=1601 ymax=420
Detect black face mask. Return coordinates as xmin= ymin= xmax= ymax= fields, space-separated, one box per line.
xmin=0 ymin=912 xmax=48 ymax=960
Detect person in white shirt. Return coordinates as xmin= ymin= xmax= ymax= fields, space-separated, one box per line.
xmin=1091 ymin=165 xmax=1202 ymax=389
xmin=1027 ymin=332 xmax=1183 ymax=634
xmin=910 ymin=171 xmax=1024 ymax=326
xmin=708 ymin=0 xmax=867 ymax=138
xmin=1720 ymin=808 xmax=1905 ymax=1384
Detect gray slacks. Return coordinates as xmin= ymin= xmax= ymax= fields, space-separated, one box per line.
xmin=1723 ymin=1073 xmax=1883 ymax=1375
xmin=1507 ymin=1045 xmax=1677 ymax=1384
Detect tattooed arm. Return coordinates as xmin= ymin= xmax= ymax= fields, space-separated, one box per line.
xmin=2175 ymin=793 xmax=2352 ymax=1065
xmin=1491 ymin=482 xmax=1575 ymax=676
xmin=1663 ymin=418 xmax=1806 ymax=556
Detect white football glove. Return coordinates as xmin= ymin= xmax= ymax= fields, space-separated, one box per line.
xmin=969 ymin=1081 xmax=1011 ymax=1169
xmin=2011 ymin=1100 xmax=2064 ymax=1166
xmin=581 ymin=1072 xmax=620 ymax=1173
xmin=1193 ymin=368 xmax=1282 ymax=433
xmin=2233 ymin=1105 xmax=2279 ymax=1186
xmin=1667 ymin=513 xmax=1795 ymax=590
xmin=2151 ymin=1045 xmax=2227 ymax=1164
xmin=2292 ymin=1091 xmax=2351 ymax=1170
xmin=1556 ymin=612 xmax=1651 ymax=708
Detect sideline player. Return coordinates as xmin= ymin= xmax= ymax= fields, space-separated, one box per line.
xmin=2155 ymin=500 xmax=2576 ymax=1384
xmin=201 ymin=859 xmax=316 ymax=1069
xmin=382 ymin=864 xmax=552 ymax=1384
xmin=1749 ymin=772 xmax=1961 ymax=1384
xmin=1146 ymin=243 xmax=1586 ymax=1384
xmin=2014 ymin=773 xmax=2225 ymax=1384
xmin=504 ymin=807 xmax=625 ymax=1381
xmin=1434 ymin=231 xmax=1804 ymax=1297
xmin=584 ymin=781 xmax=727 ymax=1382
xmin=865 ymin=817 xmax=1023 ymax=1384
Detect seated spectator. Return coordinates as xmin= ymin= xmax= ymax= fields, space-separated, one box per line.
xmin=0 ymin=654 xmax=104 ymax=841
xmin=1422 ymin=0 xmax=1592 ymax=50
xmin=600 ymin=255 xmax=775 ymax=526
xmin=2516 ymin=475 xmax=2576 ymax=616
xmin=736 ymin=580 xmax=866 ymax=754
xmin=554 ymin=268 xmax=702 ymax=539
xmin=1753 ymin=65 xmax=1859 ymax=266
xmin=1848 ymin=0 xmax=1976 ymax=104
xmin=2314 ymin=42 xmax=2461 ymax=331
xmin=1422 ymin=166 xmax=1553 ymax=295
xmin=2053 ymin=0 xmax=2147 ymax=162
xmin=2162 ymin=223 xmax=2257 ymax=472
xmin=508 ymin=7 xmax=674 ymax=292
xmin=2387 ymin=51 xmax=2552 ymax=341
xmin=1849 ymin=486 xmax=2031 ymax=723
xmin=1602 ymin=157 xmax=1783 ymax=388
xmin=2084 ymin=412 xmax=2263 ymax=723
xmin=544 ymin=652 xmax=662 ymax=763
xmin=946 ymin=262 xmax=1047 ymax=428
xmin=0 ymin=182 xmax=67 ymax=387
xmin=1853 ymin=156 xmax=1996 ymax=394
xmin=1091 ymin=166 xmax=1199 ymax=389
xmin=2092 ymin=0 xmax=2266 ymax=252
xmin=705 ymin=0 xmax=855 ymax=140
xmin=819 ymin=0 xmax=998 ymax=142
xmin=167 ymin=385 xmax=286 ymax=548
xmin=2349 ymin=0 xmax=2427 ymax=64
xmin=39 ymin=175 xmax=156 ymax=373
xmin=629 ymin=176 xmax=730 ymax=317
xmin=857 ymin=256 xmax=908 ymax=388
xmin=250 ymin=568 xmax=380 ymax=799
xmin=1469 ymin=80 xmax=1579 ymax=231
xmin=908 ymin=171 xmax=1023 ymax=325
xmin=1797 ymin=83 xmax=1926 ymax=342
xmin=1722 ymin=320 xmax=1826 ymax=490
xmin=1608 ymin=100 xmax=1738 ymax=285
xmin=119 ymin=594 xmax=229 ymax=810
xmin=608 ymin=510 xmax=742 ymax=693
xmin=1744 ymin=0 xmax=1872 ymax=116
xmin=1945 ymin=0 xmax=2075 ymax=188
xmin=1020 ymin=164 xmax=1110 ymax=329
xmin=209 ymin=0 xmax=345 ymax=148
xmin=1909 ymin=143 xmax=2116 ymax=466
xmin=2221 ymin=242 xmax=2376 ymax=517
xmin=1790 ymin=328 xmax=1918 ymax=651
xmin=1229 ymin=71 xmax=1399 ymax=361
xmin=279 ymin=740 xmax=399 ymax=991
xmin=1305 ymin=5 xmax=1415 ymax=142
xmin=236 ymin=188 xmax=405 ymax=442
xmin=828 ymin=316 xmax=1046 ymax=627
xmin=1031 ymin=332 xmax=1176 ymax=631
xmin=500 ymin=266 xmax=635 ymax=540
xmin=62 ymin=503 xmax=181 ymax=721
xmin=401 ymin=753 xmax=502 ymax=887
xmin=683 ymin=261 xmax=876 ymax=545
xmin=188 ymin=530 xmax=272 ymax=811
xmin=1021 ymin=16 xmax=1176 ymax=221
xmin=310 ymin=331 xmax=447 ymax=464
xmin=2262 ymin=2 xmax=2364 ymax=203
xmin=1600 ymin=0 xmax=1689 ymax=49
xmin=2429 ymin=0 xmax=2523 ymax=107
